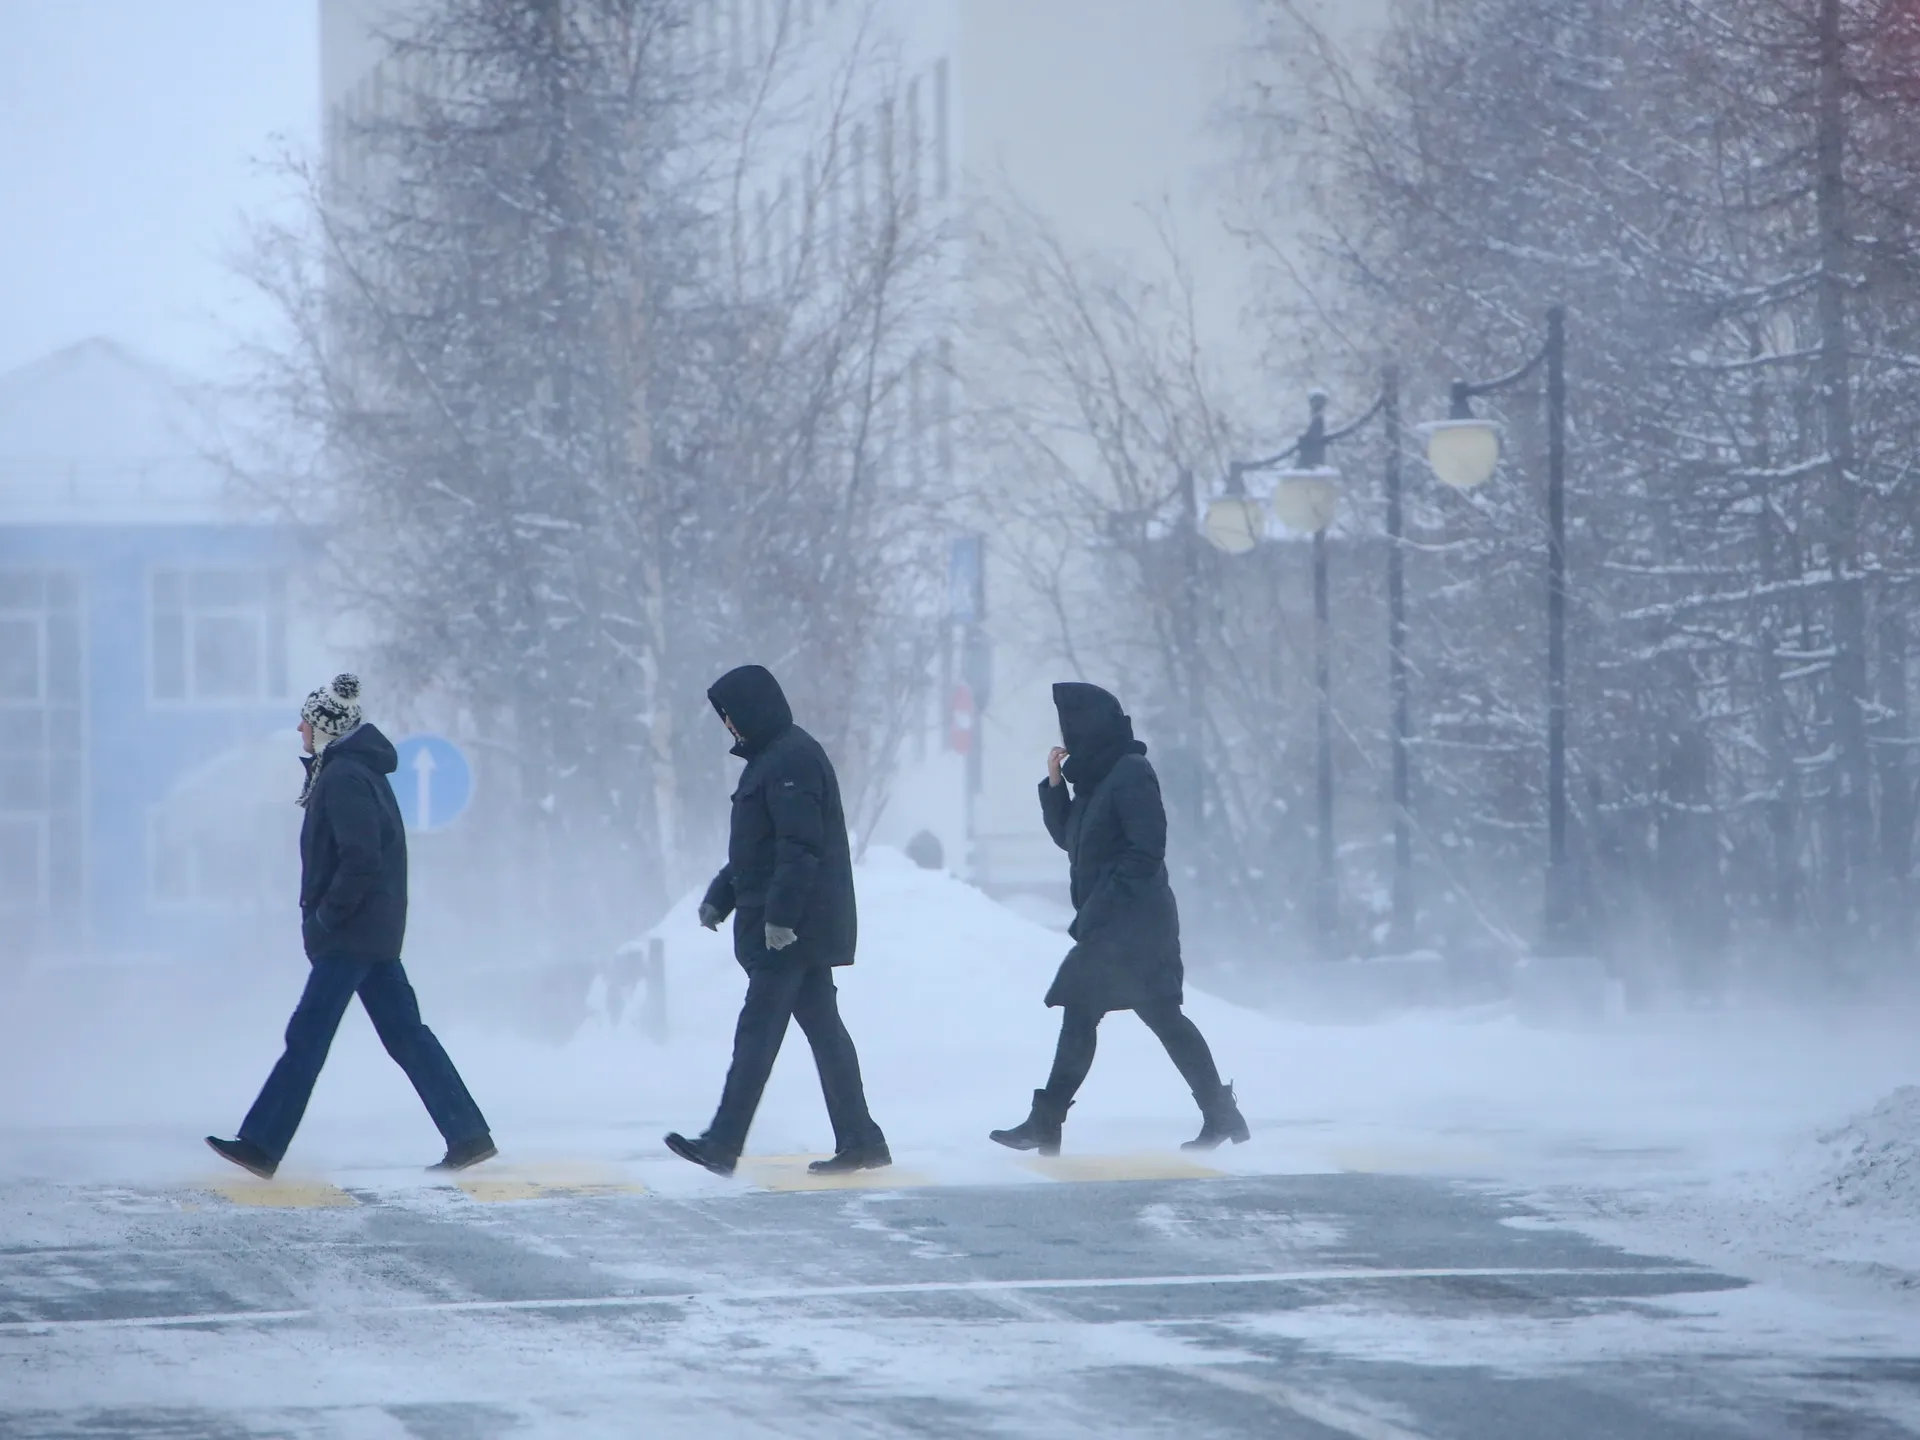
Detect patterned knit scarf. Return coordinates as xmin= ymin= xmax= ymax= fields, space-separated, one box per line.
xmin=297 ymin=674 xmax=363 ymax=807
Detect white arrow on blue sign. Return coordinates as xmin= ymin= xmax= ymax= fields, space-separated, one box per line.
xmin=389 ymin=734 xmax=474 ymax=833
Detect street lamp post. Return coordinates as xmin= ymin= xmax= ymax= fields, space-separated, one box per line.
xmin=1290 ymin=394 xmax=1340 ymax=946
xmin=1207 ymin=381 xmax=1396 ymax=952
xmin=1381 ymin=366 xmax=1413 ymax=950
xmin=1419 ymin=306 xmax=1574 ymax=952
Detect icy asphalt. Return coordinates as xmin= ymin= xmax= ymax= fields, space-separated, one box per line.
xmin=2 ymin=1145 xmax=1917 ymax=1439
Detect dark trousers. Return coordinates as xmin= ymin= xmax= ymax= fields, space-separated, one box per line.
xmin=1043 ymin=1000 xmax=1224 ymax=1103
xmin=239 ymin=955 xmax=489 ymax=1164
xmin=704 ymin=963 xmax=884 ymax=1160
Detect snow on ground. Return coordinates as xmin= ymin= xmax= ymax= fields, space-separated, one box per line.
xmin=1823 ymin=1086 xmax=1920 ymax=1218
xmin=0 ymin=846 xmax=1916 ymax=1295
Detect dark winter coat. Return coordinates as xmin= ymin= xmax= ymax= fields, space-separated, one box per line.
xmin=700 ymin=665 xmax=858 ymax=972
xmin=1040 ymin=683 xmax=1184 ymax=1013
xmin=299 ymin=723 xmax=408 ymax=961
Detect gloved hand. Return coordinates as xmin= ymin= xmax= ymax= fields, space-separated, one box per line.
xmin=764 ymin=923 xmax=798 ymax=952
xmin=698 ymin=903 xmax=724 ymax=931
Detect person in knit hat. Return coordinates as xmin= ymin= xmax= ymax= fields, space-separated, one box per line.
xmin=296 ymin=672 xmax=364 ymax=806
xmin=206 ymin=674 xmax=496 ymax=1179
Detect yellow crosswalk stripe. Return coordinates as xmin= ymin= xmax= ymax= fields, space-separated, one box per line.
xmin=1020 ymin=1154 xmax=1224 ymax=1183
xmin=203 ymin=1179 xmax=359 ymax=1208
xmin=740 ymin=1156 xmax=933 ymax=1192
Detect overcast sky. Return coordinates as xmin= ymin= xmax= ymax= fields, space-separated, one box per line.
xmin=0 ymin=2 xmax=318 ymax=381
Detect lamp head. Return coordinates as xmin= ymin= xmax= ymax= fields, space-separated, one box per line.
xmin=1421 ymin=418 xmax=1501 ymax=489
xmin=1202 ymin=494 xmax=1267 ymax=554
xmin=1272 ymin=468 xmax=1340 ymax=534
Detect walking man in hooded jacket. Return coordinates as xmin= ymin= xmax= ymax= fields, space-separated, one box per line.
xmin=665 ymin=664 xmax=891 ymax=1178
xmin=205 ymin=674 xmax=495 ymax=1179
xmin=990 ymin=682 xmax=1249 ymax=1156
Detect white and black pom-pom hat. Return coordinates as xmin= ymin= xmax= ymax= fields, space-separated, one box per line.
xmin=301 ymin=673 xmax=363 ymax=743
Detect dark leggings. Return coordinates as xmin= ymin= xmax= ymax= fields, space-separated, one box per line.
xmin=1043 ymin=1001 xmax=1224 ymax=1102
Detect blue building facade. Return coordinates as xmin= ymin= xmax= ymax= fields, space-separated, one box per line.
xmin=0 ymin=342 xmax=323 ymax=966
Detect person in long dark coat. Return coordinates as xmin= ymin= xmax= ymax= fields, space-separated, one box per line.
xmin=206 ymin=674 xmax=495 ymax=1179
xmin=990 ymin=682 xmax=1249 ymax=1156
xmin=665 ymin=665 xmax=891 ymax=1178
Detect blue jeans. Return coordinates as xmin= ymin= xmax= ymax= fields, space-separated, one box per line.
xmin=239 ymin=956 xmax=489 ymax=1164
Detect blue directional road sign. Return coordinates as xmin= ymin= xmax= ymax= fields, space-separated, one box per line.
xmin=390 ymin=734 xmax=474 ymax=834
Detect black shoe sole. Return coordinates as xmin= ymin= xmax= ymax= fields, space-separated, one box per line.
xmin=429 ymin=1141 xmax=498 ymax=1173
xmin=205 ymin=1136 xmax=277 ymax=1180
xmin=1181 ymin=1130 xmax=1251 ymax=1152
xmin=989 ymin=1132 xmax=1061 ymax=1157
xmin=806 ymin=1155 xmax=893 ymax=1175
xmin=665 ymin=1132 xmax=736 ymax=1178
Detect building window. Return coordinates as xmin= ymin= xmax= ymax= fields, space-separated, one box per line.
xmin=826 ymin=145 xmax=842 ymax=256
xmin=933 ymin=57 xmax=950 ymax=200
xmin=150 ymin=569 xmax=288 ymax=705
xmin=879 ymin=97 xmax=895 ymax=203
xmin=756 ymin=187 xmax=772 ymax=283
xmin=935 ymin=336 xmax=955 ymax=479
xmin=905 ymin=77 xmax=922 ymax=212
xmin=852 ymin=121 xmax=868 ymax=241
xmin=777 ymin=175 xmax=794 ymax=278
xmin=909 ymin=350 xmax=926 ymax=485
xmin=0 ymin=570 xmax=82 ymax=916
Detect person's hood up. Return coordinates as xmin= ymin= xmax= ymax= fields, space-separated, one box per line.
xmin=709 ymin=665 xmax=795 ymax=757
xmin=1053 ymin=682 xmax=1146 ymax=793
xmin=322 ymin=721 xmax=399 ymax=776
xmin=1053 ymin=682 xmax=1132 ymax=754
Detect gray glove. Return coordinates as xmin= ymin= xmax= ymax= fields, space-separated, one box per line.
xmin=698 ymin=903 xmax=724 ymax=931
xmin=764 ymin=923 xmax=798 ymax=951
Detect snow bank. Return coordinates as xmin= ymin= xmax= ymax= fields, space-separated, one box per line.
xmin=1816 ymin=1086 xmax=1920 ymax=1217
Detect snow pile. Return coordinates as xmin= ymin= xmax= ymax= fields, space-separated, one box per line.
xmin=593 ymin=846 xmax=1288 ymax=1158
xmin=1816 ymin=1086 xmax=1920 ymax=1217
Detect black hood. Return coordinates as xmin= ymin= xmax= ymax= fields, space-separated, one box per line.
xmin=1053 ymin=683 xmax=1131 ymax=753
xmin=709 ymin=665 xmax=795 ymax=756
xmin=1053 ymin=682 xmax=1146 ymax=793
xmin=324 ymin=721 xmax=399 ymax=775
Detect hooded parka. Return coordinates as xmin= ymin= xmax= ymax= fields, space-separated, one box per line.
xmin=701 ymin=665 xmax=858 ymax=971
xmin=1039 ymin=683 xmax=1184 ymax=1012
xmin=299 ymin=723 xmax=409 ymax=960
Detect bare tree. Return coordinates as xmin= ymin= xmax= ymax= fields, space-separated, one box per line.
xmin=236 ymin=0 xmax=951 ymax=960
xmin=1234 ymin=0 xmax=1920 ymax=987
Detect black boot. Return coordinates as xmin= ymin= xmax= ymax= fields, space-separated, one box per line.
xmin=205 ymin=1135 xmax=277 ymax=1180
xmin=808 ymin=1139 xmax=893 ymax=1175
xmin=989 ymin=1090 xmax=1072 ymax=1157
xmin=664 ymin=1131 xmax=737 ymax=1177
xmin=429 ymin=1133 xmax=498 ymax=1172
xmin=1182 ymin=1083 xmax=1251 ymax=1151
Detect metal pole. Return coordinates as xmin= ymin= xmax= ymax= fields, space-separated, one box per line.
xmin=1314 ymin=525 xmax=1337 ymax=947
xmin=1383 ymin=365 xmax=1412 ymax=949
xmin=1543 ymin=305 xmax=1571 ymax=950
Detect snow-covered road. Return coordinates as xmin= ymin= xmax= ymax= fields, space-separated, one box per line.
xmin=4 ymin=1157 xmax=1914 ymax=1438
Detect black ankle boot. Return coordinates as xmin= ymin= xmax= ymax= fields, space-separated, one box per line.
xmin=989 ymin=1090 xmax=1072 ymax=1157
xmin=1181 ymin=1083 xmax=1251 ymax=1151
